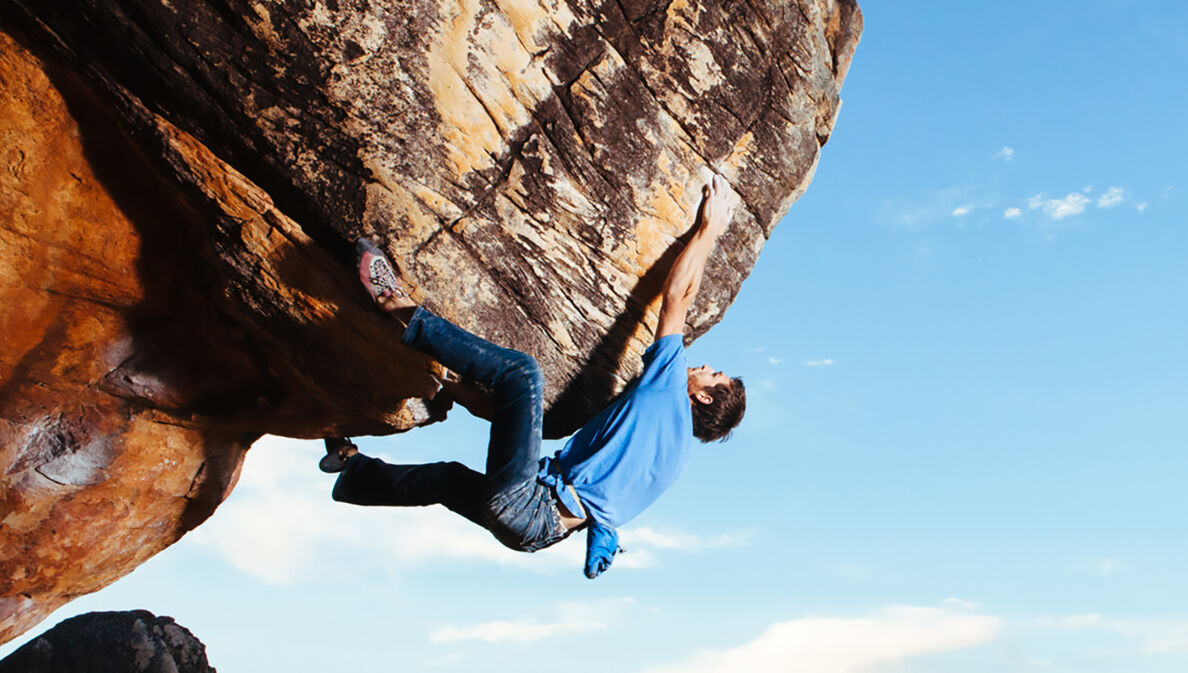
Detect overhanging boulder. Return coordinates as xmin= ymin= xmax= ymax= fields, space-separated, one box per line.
xmin=0 ymin=0 xmax=861 ymax=644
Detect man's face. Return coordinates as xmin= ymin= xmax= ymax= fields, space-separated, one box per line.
xmin=687 ymin=364 xmax=731 ymax=396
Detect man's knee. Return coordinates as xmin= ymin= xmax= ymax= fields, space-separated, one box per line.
xmin=329 ymin=453 xmax=380 ymax=503
xmin=438 ymin=460 xmax=477 ymax=480
xmin=502 ymin=351 xmax=544 ymax=391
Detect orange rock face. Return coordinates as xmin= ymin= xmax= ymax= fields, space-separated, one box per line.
xmin=0 ymin=31 xmax=247 ymax=641
xmin=0 ymin=32 xmax=445 ymax=643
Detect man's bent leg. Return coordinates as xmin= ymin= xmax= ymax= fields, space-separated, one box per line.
xmin=332 ymin=453 xmax=485 ymax=527
xmin=400 ymin=307 xmax=544 ymax=496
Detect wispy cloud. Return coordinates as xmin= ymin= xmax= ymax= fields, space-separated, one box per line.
xmin=1097 ymin=559 xmax=1123 ymax=577
xmin=1039 ymin=613 xmax=1188 ymax=655
xmin=1026 ymin=192 xmax=1090 ymax=220
xmin=951 ymin=205 xmax=973 ymax=217
xmin=1005 ymin=184 xmax=1138 ymax=221
xmin=991 ymin=146 xmax=1014 ymax=161
xmin=188 ymin=437 xmax=539 ymax=584
xmin=888 ymin=185 xmax=979 ymax=228
xmin=190 ymin=437 xmax=736 ymax=584
xmin=1115 ymin=621 xmax=1188 ymax=654
xmin=834 ymin=563 xmax=871 ymax=579
xmin=942 ymin=597 xmax=983 ymax=610
xmin=430 ymin=599 xmax=633 ymax=644
xmin=1137 ymin=202 xmax=1148 ymax=213
xmin=612 ymin=527 xmax=752 ymax=570
xmin=804 ymin=359 xmax=835 ymax=367
xmin=1097 ymin=186 xmax=1125 ymax=208
xmin=1037 ymin=613 xmax=1104 ymax=629
xmin=767 ymin=356 xmax=785 ymax=365
xmin=621 ymin=527 xmax=750 ymax=551
xmin=641 ymin=605 xmax=1001 ymax=673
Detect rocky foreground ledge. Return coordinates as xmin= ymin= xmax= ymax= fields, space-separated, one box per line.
xmin=0 ymin=0 xmax=860 ymax=644
xmin=0 ymin=610 xmax=216 ymax=673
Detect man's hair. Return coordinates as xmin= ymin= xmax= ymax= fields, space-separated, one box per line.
xmin=691 ymin=377 xmax=746 ymax=443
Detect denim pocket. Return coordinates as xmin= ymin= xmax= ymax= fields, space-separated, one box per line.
xmin=484 ymin=479 xmax=567 ymax=552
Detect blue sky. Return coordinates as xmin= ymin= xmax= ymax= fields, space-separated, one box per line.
xmin=5 ymin=1 xmax=1187 ymax=671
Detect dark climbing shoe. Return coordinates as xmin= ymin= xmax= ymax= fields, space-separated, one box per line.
xmin=319 ymin=437 xmax=358 ymax=473
xmin=356 ymin=238 xmax=409 ymax=304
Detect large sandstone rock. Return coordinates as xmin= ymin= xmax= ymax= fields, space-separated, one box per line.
xmin=0 ymin=610 xmax=216 ymax=673
xmin=0 ymin=0 xmax=861 ymax=645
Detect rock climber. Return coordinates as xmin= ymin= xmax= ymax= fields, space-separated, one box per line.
xmin=320 ymin=174 xmax=746 ymax=578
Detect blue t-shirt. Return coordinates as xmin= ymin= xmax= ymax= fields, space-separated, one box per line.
xmin=538 ymin=335 xmax=693 ymax=527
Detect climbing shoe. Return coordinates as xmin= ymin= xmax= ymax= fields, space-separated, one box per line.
xmin=356 ymin=238 xmax=409 ymax=304
xmin=319 ymin=436 xmax=358 ymax=473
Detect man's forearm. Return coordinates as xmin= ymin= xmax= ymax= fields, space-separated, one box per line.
xmin=655 ymin=175 xmax=733 ymax=339
xmin=661 ymin=226 xmax=719 ymax=308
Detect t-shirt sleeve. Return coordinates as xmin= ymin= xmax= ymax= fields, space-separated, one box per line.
xmin=638 ymin=334 xmax=686 ymax=389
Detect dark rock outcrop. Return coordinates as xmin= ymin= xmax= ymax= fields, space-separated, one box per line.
xmin=0 ymin=610 xmax=215 ymax=673
xmin=0 ymin=0 xmax=861 ymax=644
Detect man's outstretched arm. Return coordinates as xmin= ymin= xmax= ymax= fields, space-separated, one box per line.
xmin=655 ymin=174 xmax=735 ymax=340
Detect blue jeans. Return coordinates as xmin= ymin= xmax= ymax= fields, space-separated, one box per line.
xmin=332 ymin=307 xmax=570 ymax=552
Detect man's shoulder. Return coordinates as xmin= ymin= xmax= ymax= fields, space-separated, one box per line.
xmin=639 ymin=335 xmax=686 ymax=386
xmin=647 ymin=333 xmax=685 ymax=356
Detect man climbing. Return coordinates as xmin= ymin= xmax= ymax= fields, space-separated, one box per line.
xmin=321 ymin=174 xmax=746 ymax=578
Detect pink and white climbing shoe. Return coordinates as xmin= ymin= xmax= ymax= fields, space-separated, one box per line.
xmin=356 ymin=238 xmax=409 ymax=304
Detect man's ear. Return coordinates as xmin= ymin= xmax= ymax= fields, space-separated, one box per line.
xmin=692 ymin=390 xmax=713 ymax=406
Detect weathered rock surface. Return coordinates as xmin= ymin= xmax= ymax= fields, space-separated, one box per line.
xmin=0 ymin=0 xmax=860 ymax=645
xmin=0 ymin=610 xmax=216 ymax=673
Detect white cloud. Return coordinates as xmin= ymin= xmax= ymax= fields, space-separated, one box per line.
xmin=1004 ymin=207 xmax=1023 ymax=219
xmin=189 ymin=437 xmax=736 ymax=584
xmin=611 ymin=527 xmax=751 ymax=570
xmin=1137 ymin=202 xmax=1148 ymax=213
xmin=1026 ymin=192 xmax=1090 ymax=220
xmin=804 ymin=359 xmax=835 ymax=367
xmin=1119 ymin=621 xmax=1188 ymax=654
xmin=1098 ymin=186 xmax=1125 ymax=208
xmin=1039 ymin=613 xmax=1188 ymax=655
xmin=888 ymin=185 xmax=979 ymax=228
xmin=188 ymin=437 xmax=538 ymax=585
xmin=897 ymin=206 xmax=937 ymax=227
xmin=430 ymin=598 xmax=633 ymax=644
xmin=767 ymin=356 xmax=785 ymax=365
xmin=942 ymin=597 xmax=983 ymax=610
xmin=992 ymin=146 xmax=1014 ymax=161
xmin=621 ymin=526 xmax=750 ymax=551
xmin=641 ymin=605 xmax=1001 ymax=673
xmin=951 ymin=206 xmax=971 ymax=217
